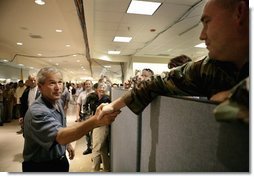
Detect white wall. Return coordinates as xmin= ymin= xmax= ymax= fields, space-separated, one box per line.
xmin=0 ymin=64 xmax=30 ymax=83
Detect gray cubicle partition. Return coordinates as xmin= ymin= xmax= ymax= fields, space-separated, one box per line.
xmin=110 ymin=89 xmax=249 ymax=172
xmin=141 ymin=96 xmax=249 ymax=172
xmin=110 ymin=88 xmax=139 ymax=172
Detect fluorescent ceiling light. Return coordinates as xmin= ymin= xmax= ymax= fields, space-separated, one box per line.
xmin=195 ymin=43 xmax=206 ymax=48
xmin=17 ymin=42 xmax=23 ymax=46
xmin=108 ymin=51 xmax=121 ymax=55
xmin=127 ymin=0 xmax=161 ymax=15
xmin=99 ymin=56 xmax=112 ymax=61
xmin=56 ymin=29 xmax=63 ymax=33
xmin=113 ymin=36 xmax=132 ymax=43
xmin=35 ymin=0 xmax=45 ymax=5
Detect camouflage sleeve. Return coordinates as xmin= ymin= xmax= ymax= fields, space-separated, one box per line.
xmin=122 ymin=57 xmax=242 ymax=115
xmin=213 ymin=77 xmax=249 ymax=123
xmin=122 ymin=60 xmax=206 ymax=115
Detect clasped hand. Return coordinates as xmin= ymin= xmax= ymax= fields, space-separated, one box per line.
xmin=95 ymin=103 xmax=121 ymax=124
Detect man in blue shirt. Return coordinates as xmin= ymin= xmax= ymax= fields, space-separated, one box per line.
xmin=22 ymin=67 xmax=120 ymax=172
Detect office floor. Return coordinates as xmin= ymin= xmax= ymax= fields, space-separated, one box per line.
xmin=0 ymin=103 xmax=96 ymax=172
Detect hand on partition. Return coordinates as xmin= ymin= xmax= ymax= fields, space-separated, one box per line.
xmin=210 ymin=90 xmax=231 ymax=103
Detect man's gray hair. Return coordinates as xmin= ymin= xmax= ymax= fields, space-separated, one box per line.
xmin=37 ymin=67 xmax=63 ymax=84
xmin=28 ymin=73 xmax=37 ymax=80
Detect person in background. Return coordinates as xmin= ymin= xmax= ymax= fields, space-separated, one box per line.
xmin=76 ymin=80 xmax=94 ymax=155
xmin=74 ymin=83 xmax=83 ymax=104
xmin=17 ymin=75 xmax=40 ymax=134
xmin=140 ymin=68 xmax=154 ymax=81
xmin=22 ymin=67 xmax=120 ymax=172
xmin=83 ymin=82 xmax=111 ymax=172
xmin=168 ymin=55 xmax=192 ymax=69
xmin=97 ymin=0 xmax=249 ymax=123
xmin=3 ymin=83 xmax=15 ymax=123
xmin=14 ymin=80 xmax=26 ymax=120
xmin=123 ymin=80 xmax=132 ymax=90
xmin=76 ymin=80 xmax=94 ymax=122
xmin=99 ymin=75 xmax=112 ymax=95
xmin=111 ymin=83 xmax=119 ymax=88
xmin=61 ymin=83 xmax=70 ymax=116
xmin=134 ymin=68 xmax=154 ymax=84
xmin=168 ymin=55 xmax=203 ymax=100
xmin=128 ymin=68 xmax=155 ymax=89
xmin=70 ymin=83 xmax=76 ymax=104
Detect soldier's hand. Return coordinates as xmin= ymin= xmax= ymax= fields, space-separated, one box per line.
xmin=95 ymin=104 xmax=121 ymax=125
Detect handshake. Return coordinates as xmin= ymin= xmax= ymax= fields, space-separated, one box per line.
xmin=93 ymin=103 xmax=121 ymax=126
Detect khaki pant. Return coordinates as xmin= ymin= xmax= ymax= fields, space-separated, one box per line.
xmin=91 ymin=126 xmax=110 ymax=172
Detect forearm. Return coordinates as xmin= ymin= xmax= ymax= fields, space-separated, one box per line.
xmin=111 ymin=97 xmax=126 ymax=111
xmin=56 ymin=117 xmax=98 ymax=145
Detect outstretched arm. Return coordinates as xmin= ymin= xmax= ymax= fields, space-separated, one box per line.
xmin=56 ymin=104 xmax=121 ymax=145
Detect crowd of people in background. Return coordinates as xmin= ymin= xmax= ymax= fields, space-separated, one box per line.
xmin=0 ymin=81 xmax=27 ymax=126
xmin=0 ymin=67 xmax=160 ymax=172
xmin=0 ymin=52 xmax=249 ymax=171
xmin=0 ymin=71 xmax=134 ymax=127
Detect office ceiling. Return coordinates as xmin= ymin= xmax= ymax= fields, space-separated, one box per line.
xmin=0 ymin=0 xmax=208 ymax=83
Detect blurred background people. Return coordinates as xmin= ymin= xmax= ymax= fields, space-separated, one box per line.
xmin=83 ymin=82 xmax=111 ymax=171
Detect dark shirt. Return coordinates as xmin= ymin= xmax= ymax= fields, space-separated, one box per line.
xmin=20 ymin=87 xmax=40 ymax=117
xmin=83 ymin=92 xmax=111 ymax=115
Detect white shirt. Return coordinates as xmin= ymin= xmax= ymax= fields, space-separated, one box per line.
xmin=28 ymin=86 xmax=38 ymax=106
xmin=15 ymin=86 xmax=26 ymax=104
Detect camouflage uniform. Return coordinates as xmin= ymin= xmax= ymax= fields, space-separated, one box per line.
xmin=122 ymin=57 xmax=249 ymax=115
xmin=213 ymin=77 xmax=249 ymax=122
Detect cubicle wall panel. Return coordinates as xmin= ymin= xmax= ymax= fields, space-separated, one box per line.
xmin=110 ymin=88 xmax=139 ymax=172
xmin=141 ymin=96 xmax=249 ymax=172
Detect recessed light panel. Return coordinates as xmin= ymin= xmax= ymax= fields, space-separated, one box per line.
xmin=108 ymin=51 xmax=121 ymax=55
xmin=113 ymin=36 xmax=132 ymax=43
xmin=35 ymin=0 xmax=45 ymax=5
xmin=56 ymin=29 xmax=63 ymax=33
xmin=127 ymin=0 xmax=161 ymax=15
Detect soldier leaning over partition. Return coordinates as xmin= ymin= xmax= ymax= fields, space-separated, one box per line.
xmin=97 ymin=0 xmax=249 ymax=123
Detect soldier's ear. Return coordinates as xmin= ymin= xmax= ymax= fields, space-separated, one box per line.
xmin=234 ymin=0 xmax=248 ymax=26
